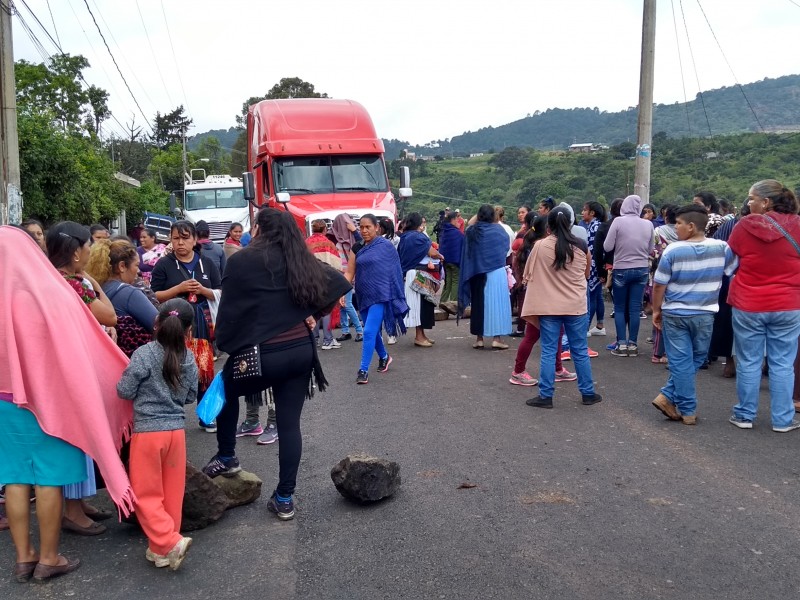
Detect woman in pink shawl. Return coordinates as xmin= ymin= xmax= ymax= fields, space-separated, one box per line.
xmin=0 ymin=225 xmax=134 ymax=582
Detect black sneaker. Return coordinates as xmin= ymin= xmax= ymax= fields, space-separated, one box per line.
xmin=267 ymin=492 xmax=295 ymax=520
xmin=336 ymin=333 xmax=352 ymax=342
xmin=377 ymin=355 xmax=392 ymax=373
xmin=356 ymin=370 xmax=369 ymax=384
xmin=354 ymin=334 xmax=364 ymax=342
xmin=202 ymin=455 xmax=242 ymax=478
xmin=582 ymin=393 xmax=603 ymax=405
xmin=526 ymin=396 xmax=553 ymax=409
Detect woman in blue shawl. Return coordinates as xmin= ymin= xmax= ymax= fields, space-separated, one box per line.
xmin=344 ymin=214 xmax=408 ymax=385
xmin=459 ymin=204 xmax=513 ymax=349
xmin=397 ymin=213 xmax=444 ymax=347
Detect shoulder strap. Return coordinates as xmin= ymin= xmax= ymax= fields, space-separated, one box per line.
xmin=763 ymin=214 xmax=800 ymax=257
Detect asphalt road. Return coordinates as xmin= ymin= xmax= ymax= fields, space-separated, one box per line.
xmin=3 ymin=314 xmax=800 ymax=599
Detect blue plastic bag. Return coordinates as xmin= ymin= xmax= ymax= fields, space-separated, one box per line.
xmin=196 ymin=371 xmax=225 ymax=424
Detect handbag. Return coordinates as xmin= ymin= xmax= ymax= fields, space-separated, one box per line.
xmin=410 ymin=269 xmax=442 ymax=304
xmin=229 ymin=344 xmax=262 ymax=382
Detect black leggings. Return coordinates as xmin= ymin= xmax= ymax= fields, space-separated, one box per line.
xmin=218 ymin=337 xmax=312 ymax=496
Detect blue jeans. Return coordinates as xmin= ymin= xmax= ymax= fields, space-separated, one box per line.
xmin=660 ymin=312 xmax=714 ymax=417
xmin=539 ymin=314 xmax=595 ymax=399
xmin=313 ymin=313 xmax=332 ymax=345
xmin=612 ymin=267 xmax=649 ymax=345
xmin=359 ymin=303 xmax=388 ymax=372
xmin=587 ymin=284 xmax=605 ymax=327
xmin=732 ymin=308 xmax=800 ymax=428
xmin=340 ymin=290 xmax=363 ymax=335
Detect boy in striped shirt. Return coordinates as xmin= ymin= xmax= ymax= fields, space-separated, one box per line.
xmin=651 ymin=205 xmax=735 ymax=425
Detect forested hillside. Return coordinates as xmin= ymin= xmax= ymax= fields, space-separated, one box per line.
xmin=383 ymin=74 xmax=800 ymax=159
xmin=390 ymin=131 xmax=800 ymax=220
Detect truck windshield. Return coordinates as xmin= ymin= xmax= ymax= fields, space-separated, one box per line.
xmin=273 ymin=155 xmax=388 ymax=195
xmin=185 ymin=188 xmax=246 ymax=211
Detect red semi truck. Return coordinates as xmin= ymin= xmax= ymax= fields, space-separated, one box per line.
xmin=243 ymin=98 xmax=410 ymax=233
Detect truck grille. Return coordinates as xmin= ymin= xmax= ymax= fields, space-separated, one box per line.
xmin=208 ymin=221 xmax=232 ymax=242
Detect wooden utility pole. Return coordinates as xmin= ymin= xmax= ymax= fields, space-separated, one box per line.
xmin=634 ymin=0 xmax=656 ymax=202
xmin=0 ymin=0 xmax=22 ymax=225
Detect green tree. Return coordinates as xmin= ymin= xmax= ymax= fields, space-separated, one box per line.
xmin=151 ymin=105 xmax=193 ymax=149
xmin=235 ymin=77 xmax=329 ymax=127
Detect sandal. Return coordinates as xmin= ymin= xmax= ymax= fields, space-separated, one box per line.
xmin=491 ymin=342 xmax=509 ymax=350
xmin=651 ymin=356 xmax=668 ymax=364
xmin=472 ymin=341 xmax=484 ymax=349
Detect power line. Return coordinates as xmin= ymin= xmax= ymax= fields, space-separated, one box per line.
xmin=695 ymin=0 xmax=765 ymax=132
xmin=45 ymin=0 xmax=60 ymax=46
xmin=134 ymin=0 xmax=172 ymax=107
xmin=789 ymin=0 xmax=800 ymax=9
xmin=678 ymin=0 xmax=714 ymax=139
xmin=87 ymin=0 xmax=160 ymax=115
xmin=80 ymin=0 xmax=154 ymax=133
xmin=669 ymin=0 xmax=692 ymax=136
xmin=15 ymin=0 xmax=131 ymax=140
xmin=160 ymin=0 xmax=190 ymax=116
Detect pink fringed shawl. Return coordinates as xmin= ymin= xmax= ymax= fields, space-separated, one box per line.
xmin=0 ymin=226 xmax=136 ymax=516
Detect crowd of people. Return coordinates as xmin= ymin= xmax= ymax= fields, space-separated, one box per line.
xmin=2 ymin=178 xmax=799 ymax=582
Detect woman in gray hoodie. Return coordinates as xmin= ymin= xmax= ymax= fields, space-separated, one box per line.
xmin=602 ymin=194 xmax=655 ymax=356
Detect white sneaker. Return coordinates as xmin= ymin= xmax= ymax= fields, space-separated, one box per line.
xmin=145 ymin=548 xmax=169 ymax=568
xmin=167 ymin=536 xmax=192 ymax=571
xmin=773 ymin=419 xmax=800 ymax=433
xmin=321 ymin=339 xmax=341 ymax=350
xmin=589 ymin=327 xmax=607 ymax=336
xmin=387 ymin=336 xmax=397 ymax=345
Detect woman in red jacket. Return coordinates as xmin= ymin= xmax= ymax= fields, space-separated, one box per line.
xmin=728 ymin=180 xmax=800 ymax=432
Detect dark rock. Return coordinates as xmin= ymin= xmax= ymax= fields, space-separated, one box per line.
xmin=182 ymin=461 xmax=229 ymax=531
xmin=331 ymin=454 xmax=401 ymax=503
xmin=212 ymin=470 xmax=262 ymax=508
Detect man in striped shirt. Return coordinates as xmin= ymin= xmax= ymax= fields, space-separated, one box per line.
xmin=650 ymin=205 xmax=735 ymax=425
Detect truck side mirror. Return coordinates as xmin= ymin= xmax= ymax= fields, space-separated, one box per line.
xmin=398 ymin=187 xmax=412 ymax=198
xmin=276 ymin=192 xmax=291 ymax=204
xmin=243 ymin=172 xmax=255 ymax=201
xmin=399 ymin=166 xmax=411 ymax=188
xmin=169 ymin=192 xmax=182 ymax=217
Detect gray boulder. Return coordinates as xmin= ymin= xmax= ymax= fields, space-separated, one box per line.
xmin=212 ymin=470 xmax=262 ymax=508
xmin=331 ymin=454 xmax=401 ymax=503
xmin=182 ymin=462 xmax=229 ymax=531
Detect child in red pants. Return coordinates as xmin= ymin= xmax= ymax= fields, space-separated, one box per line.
xmin=117 ymin=299 xmax=198 ymax=570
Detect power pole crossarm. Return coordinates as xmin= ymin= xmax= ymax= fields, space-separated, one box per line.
xmin=0 ymin=0 xmax=22 ymax=225
xmin=634 ymin=0 xmax=656 ymax=203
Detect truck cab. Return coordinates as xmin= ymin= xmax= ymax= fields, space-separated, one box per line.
xmin=245 ymin=99 xmax=410 ymax=234
xmin=182 ymin=172 xmax=249 ymax=243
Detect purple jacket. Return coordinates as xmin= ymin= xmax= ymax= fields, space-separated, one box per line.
xmin=603 ymin=195 xmax=654 ymax=269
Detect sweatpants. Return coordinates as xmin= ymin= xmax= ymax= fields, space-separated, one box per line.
xmin=130 ymin=429 xmax=186 ymax=556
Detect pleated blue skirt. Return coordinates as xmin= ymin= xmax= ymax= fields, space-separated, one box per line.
xmin=482 ymin=267 xmax=512 ymax=337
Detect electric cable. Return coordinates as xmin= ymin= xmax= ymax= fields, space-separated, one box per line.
xmin=81 ymin=0 xmax=154 ymax=133
xmin=135 ymin=0 xmax=173 ymax=107
xmin=160 ymin=0 xmax=190 ymax=116
xmin=678 ymin=0 xmax=714 ymax=139
xmin=695 ymin=0 xmax=765 ymax=132
xmin=669 ymin=0 xmax=692 ymax=136
xmin=45 ymin=0 xmax=60 ymax=46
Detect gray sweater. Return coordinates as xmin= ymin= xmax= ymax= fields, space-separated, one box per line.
xmin=117 ymin=342 xmax=198 ymax=433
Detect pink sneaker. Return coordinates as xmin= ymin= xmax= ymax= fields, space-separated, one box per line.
xmin=555 ymin=368 xmax=577 ymax=382
xmin=509 ymin=371 xmax=539 ymax=386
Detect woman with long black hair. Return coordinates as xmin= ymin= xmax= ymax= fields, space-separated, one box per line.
xmin=521 ymin=207 xmax=602 ymax=408
xmin=211 ymin=208 xmax=350 ymax=519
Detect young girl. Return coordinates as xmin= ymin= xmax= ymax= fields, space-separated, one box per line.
xmin=117 ymin=299 xmax=198 ymax=570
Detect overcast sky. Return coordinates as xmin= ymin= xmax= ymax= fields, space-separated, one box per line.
xmin=11 ymin=0 xmax=800 ymax=147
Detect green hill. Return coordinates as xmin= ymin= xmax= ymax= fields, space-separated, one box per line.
xmin=386 ymin=74 xmax=800 ymax=158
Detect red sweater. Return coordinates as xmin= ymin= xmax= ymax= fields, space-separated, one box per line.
xmin=727 ymin=212 xmax=800 ymax=312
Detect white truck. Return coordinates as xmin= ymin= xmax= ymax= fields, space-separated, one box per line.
xmin=180 ymin=170 xmax=250 ymax=243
